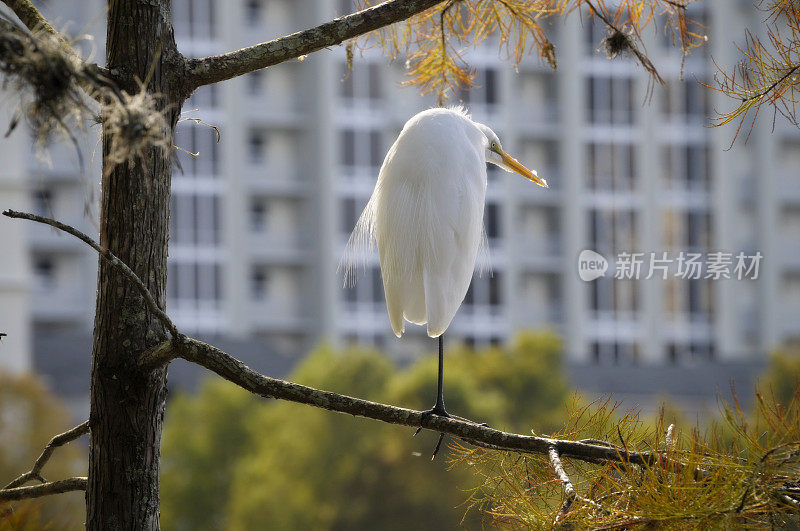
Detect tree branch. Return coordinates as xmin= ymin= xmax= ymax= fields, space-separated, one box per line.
xmin=549 ymin=445 xmax=578 ymax=521
xmin=1 ymin=0 xmax=60 ymax=41
xmin=0 ymin=477 xmax=87 ymax=501
xmin=1 ymin=210 xmax=178 ymax=338
xmin=3 ymin=420 xmax=90 ymax=490
xmin=141 ymin=336 xmax=665 ymax=468
xmin=185 ymin=0 xmax=447 ymax=89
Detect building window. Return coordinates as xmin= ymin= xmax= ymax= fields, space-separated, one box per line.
xmin=339 ymin=62 xmax=382 ymax=104
xmin=197 ymin=263 xmax=222 ymax=304
xmin=174 ymin=124 xmax=219 ymax=176
xmin=251 ymin=200 xmax=267 ymax=232
xmin=247 ymin=71 xmax=263 ymax=95
xmin=244 ymin=0 xmax=261 ymax=27
xmin=251 ymin=268 xmax=268 ymax=300
xmin=341 ymin=197 xmax=360 ymax=235
xmin=458 ymin=68 xmax=499 ymax=111
xmin=31 ymin=188 xmax=53 ymax=216
xmin=339 ymin=129 xmax=382 ymax=171
xmin=369 ymin=131 xmax=382 ymax=168
xmin=33 ymin=257 xmax=55 ymax=289
xmin=590 ymin=341 xmax=638 ymax=364
xmin=186 ymin=84 xmax=217 ymax=109
xmin=662 ymin=145 xmax=710 ymax=191
xmin=586 ymin=75 xmax=634 ymax=125
xmin=248 ymin=132 xmax=265 ymax=164
xmin=488 ymin=273 xmax=502 ymax=306
xmin=666 ymin=341 xmax=713 ymax=364
xmin=368 ymin=63 xmax=381 ymax=100
xmin=586 ymin=142 xmax=636 ymax=190
xmin=485 ymin=202 xmax=500 ymax=243
xmin=338 ymin=0 xmax=354 ymax=16
xmin=371 ymin=266 xmax=383 ymax=303
xmin=340 ymin=130 xmax=356 ymax=168
xmin=662 ymin=79 xmax=709 ymax=122
xmin=463 ymin=283 xmax=474 ymax=306
xmin=172 ymin=0 xmax=215 ymax=40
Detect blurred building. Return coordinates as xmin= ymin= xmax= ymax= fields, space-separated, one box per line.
xmin=1 ymin=0 xmax=798 ymax=377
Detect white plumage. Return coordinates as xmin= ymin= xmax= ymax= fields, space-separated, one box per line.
xmin=344 ymin=107 xmax=546 ymax=340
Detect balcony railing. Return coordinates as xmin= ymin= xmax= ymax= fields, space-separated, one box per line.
xmin=31 ymin=284 xmax=88 ymax=322
xmin=248 ymin=232 xmax=309 ymax=264
xmin=245 ymin=165 xmax=308 ymax=196
xmin=248 ymin=299 xmax=307 ymax=332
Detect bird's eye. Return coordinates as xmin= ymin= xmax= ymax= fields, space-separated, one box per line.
xmin=491 ymin=142 xmax=498 ymax=150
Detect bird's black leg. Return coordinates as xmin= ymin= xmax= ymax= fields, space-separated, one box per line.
xmin=413 ymin=334 xmax=490 ymax=459
xmin=432 ymin=334 xmax=448 ymax=416
xmin=417 ymin=334 xmax=450 ymax=420
xmin=414 ymin=335 xmax=450 ymax=458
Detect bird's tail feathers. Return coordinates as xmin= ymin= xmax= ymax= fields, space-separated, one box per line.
xmin=475 ymin=226 xmax=492 ymax=278
xmin=340 ymin=193 xmax=378 ymax=288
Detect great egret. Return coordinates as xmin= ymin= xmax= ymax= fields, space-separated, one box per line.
xmin=345 ymin=107 xmax=546 ymax=421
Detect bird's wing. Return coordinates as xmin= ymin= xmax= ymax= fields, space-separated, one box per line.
xmin=421 ymin=156 xmax=486 ymax=337
xmin=374 ymin=173 xmax=428 ymax=335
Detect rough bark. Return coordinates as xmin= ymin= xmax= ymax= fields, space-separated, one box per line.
xmin=86 ymin=1 xmax=185 ymax=529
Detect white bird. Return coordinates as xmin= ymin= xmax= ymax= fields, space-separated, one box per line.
xmin=345 ymin=107 xmax=547 ymax=419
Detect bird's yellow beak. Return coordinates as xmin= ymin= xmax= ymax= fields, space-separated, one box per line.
xmin=499 ymin=150 xmax=548 ymax=188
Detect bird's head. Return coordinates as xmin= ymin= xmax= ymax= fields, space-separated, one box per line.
xmin=480 ymin=125 xmax=548 ymax=188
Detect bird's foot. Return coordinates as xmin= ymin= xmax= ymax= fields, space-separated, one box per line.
xmin=413 ymin=404 xmax=451 ymax=459
xmin=413 ymin=404 xmax=450 ymax=436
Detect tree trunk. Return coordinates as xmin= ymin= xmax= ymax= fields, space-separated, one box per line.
xmin=87 ymin=1 xmax=184 ymax=528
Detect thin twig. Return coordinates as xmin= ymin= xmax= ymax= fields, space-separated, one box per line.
xmin=3 ymin=420 xmax=90 ymax=490
xmin=0 ymin=477 xmax=87 ymax=501
xmin=744 ymin=63 xmax=800 ymax=104
xmin=2 ymin=210 xmax=178 ymax=338
xmin=436 ymin=0 xmax=456 ymax=107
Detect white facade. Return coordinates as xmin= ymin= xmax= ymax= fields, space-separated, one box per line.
xmin=1 ymin=0 xmax=799 ymax=371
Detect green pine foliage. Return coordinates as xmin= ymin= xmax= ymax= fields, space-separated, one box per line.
xmin=454 ymin=381 xmax=800 ymax=528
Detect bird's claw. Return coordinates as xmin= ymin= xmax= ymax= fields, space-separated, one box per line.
xmin=413 ymin=405 xmax=452 ymax=458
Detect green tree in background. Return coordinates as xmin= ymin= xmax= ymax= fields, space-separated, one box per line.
xmin=160 ymin=376 xmax=261 ymax=531
xmin=0 ymin=373 xmax=84 ymax=530
xmin=761 ymin=350 xmax=800 ymax=407
xmin=160 ymin=332 xmax=568 ymax=530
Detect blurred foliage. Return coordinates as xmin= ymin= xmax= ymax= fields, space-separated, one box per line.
xmin=160 ymin=377 xmax=261 ymax=531
xmin=761 ymin=349 xmax=800 ymax=408
xmin=0 ymin=373 xmax=85 ymax=531
xmin=160 ymin=331 xmax=569 ymax=530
